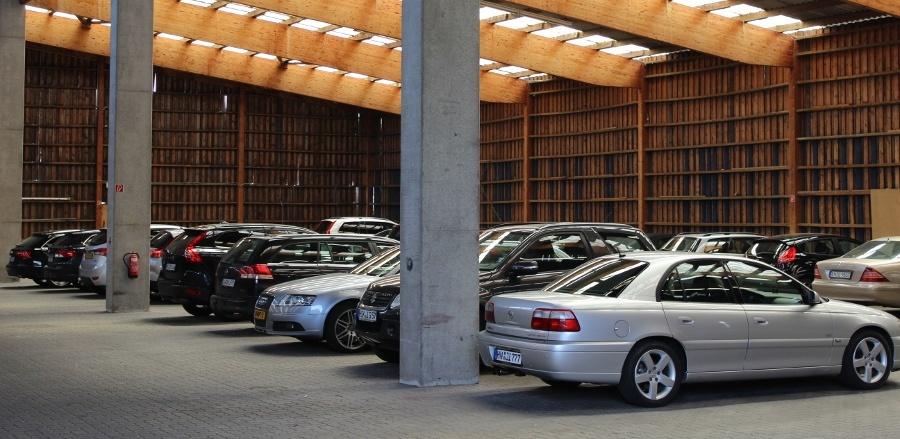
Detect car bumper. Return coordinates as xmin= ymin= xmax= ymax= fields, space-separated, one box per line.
xmin=813 ymin=280 xmax=900 ymax=307
xmin=5 ymin=263 xmax=36 ymax=279
xmin=78 ymin=262 xmax=106 ymax=287
xmin=354 ymin=308 xmax=399 ymax=352
xmin=44 ymin=264 xmax=79 ymax=283
xmin=477 ymin=331 xmax=631 ymax=384
xmin=210 ymin=295 xmax=255 ymax=319
xmin=255 ymin=306 xmax=328 ymax=339
xmin=156 ymin=278 xmax=211 ymax=305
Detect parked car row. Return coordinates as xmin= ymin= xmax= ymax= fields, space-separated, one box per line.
xmin=7 ymin=219 xmax=900 ymax=407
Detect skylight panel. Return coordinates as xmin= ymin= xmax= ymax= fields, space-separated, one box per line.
xmin=25 ymin=5 xmax=51 ymax=13
xmin=254 ymin=53 xmax=278 ymax=61
xmin=784 ymin=25 xmax=825 ymax=34
xmin=496 ymin=66 xmax=529 ymax=75
xmin=601 ymin=44 xmax=650 ymax=56
xmin=749 ymin=15 xmax=802 ymax=29
xmin=292 ymin=19 xmax=332 ymax=31
xmin=479 ymin=58 xmax=498 ymax=66
xmin=711 ymin=4 xmax=764 ymax=18
xmin=345 ymin=73 xmax=370 ymax=80
xmin=496 ymin=16 xmax=545 ymax=30
xmin=531 ymin=25 xmax=580 ymax=39
xmin=222 ymin=46 xmax=249 ymax=54
xmin=362 ymin=35 xmax=398 ymax=46
xmin=479 ymin=6 xmax=508 ymax=21
xmin=566 ymin=34 xmax=614 ymax=47
xmin=672 ymin=0 xmax=721 ymax=6
xmin=180 ymin=0 xmax=215 ymax=7
xmin=52 ymin=12 xmax=79 ymax=20
xmin=219 ymin=3 xmax=254 ymax=15
xmin=256 ymin=11 xmax=290 ymax=23
xmin=157 ymin=33 xmax=185 ymax=40
xmin=315 ymin=66 xmax=340 ymax=73
xmin=190 ymin=40 xmax=217 ymax=47
xmin=375 ymin=79 xmax=401 ymax=87
xmin=326 ymin=27 xmax=361 ymax=38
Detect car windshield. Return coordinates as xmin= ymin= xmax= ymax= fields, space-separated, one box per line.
xmin=85 ymin=231 xmax=107 ymax=246
xmin=478 ymin=229 xmax=533 ymax=271
xmin=150 ymin=230 xmax=181 ymax=248
xmin=840 ymin=240 xmax=900 ymax=260
xmin=17 ymin=234 xmax=48 ymax=248
xmin=545 ymin=258 xmax=649 ymax=297
xmin=661 ymin=236 xmax=697 ymax=251
xmin=351 ymin=248 xmax=400 ymax=277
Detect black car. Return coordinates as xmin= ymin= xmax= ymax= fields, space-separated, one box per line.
xmin=745 ymin=233 xmax=861 ymax=285
xmin=156 ymin=223 xmax=312 ymax=317
xmin=41 ymin=229 xmax=102 ymax=287
xmin=354 ymin=222 xmax=655 ymax=363
xmin=6 ymin=229 xmax=80 ymax=286
xmin=150 ymin=228 xmax=185 ymax=294
xmin=210 ymin=234 xmax=398 ymax=320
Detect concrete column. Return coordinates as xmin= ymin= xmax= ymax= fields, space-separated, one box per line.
xmin=105 ymin=0 xmax=153 ymax=312
xmin=0 ymin=2 xmax=25 ymax=283
xmin=399 ymin=0 xmax=480 ymax=386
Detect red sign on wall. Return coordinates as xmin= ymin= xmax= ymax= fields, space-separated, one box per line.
xmin=115 ymin=184 xmax=125 ymax=193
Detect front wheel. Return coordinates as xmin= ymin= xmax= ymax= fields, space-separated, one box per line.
xmin=324 ymin=302 xmax=367 ymax=353
xmin=374 ymin=348 xmax=399 ymax=363
xmin=182 ymin=303 xmax=212 ymax=317
xmin=618 ymin=341 xmax=683 ymax=407
xmin=840 ymin=330 xmax=892 ymax=389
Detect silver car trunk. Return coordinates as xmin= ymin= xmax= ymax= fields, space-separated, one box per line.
xmin=817 ymin=258 xmax=900 ymax=283
xmin=487 ymin=292 xmax=615 ymax=341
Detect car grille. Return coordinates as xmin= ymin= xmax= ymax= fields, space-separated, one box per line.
xmin=360 ymin=289 xmax=395 ymax=309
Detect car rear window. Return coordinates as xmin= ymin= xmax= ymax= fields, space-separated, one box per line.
xmin=221 ymin=238 xmax=268 ymax=264
xmin=150 ymin=230 xmax=179 ymax=249
xmin=545 ymin=258 xmax=649 ymax=298
xmin=840 ymin=240 xmax=900 ymax=260
xmin=747 ymin=240 xmax=784 ymax=259
xmin=85 ymin=231 xmax=107 ymax=246
xmin=17 ymin=234 xmax=48 ymax=248
xmin=661 ymin=236 xmax=697 ymax=252
xmin=166 ymin=229 xmax=205 ymax=254
xmin=54 ymin=232 xmax=95 ymax=247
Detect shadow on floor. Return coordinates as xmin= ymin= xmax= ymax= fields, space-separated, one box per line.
xmin=205 ymin=327 xmax=262 ymax=338
xmin=336 ymin=361 xmax=399 ymax=380
xmin=70 ymin=293 xmax=105 ymax=300
xmin=142 ymin=315 xmax=223 ymax=326
xmin=244 ymin=340 xmax=357 ymax=358
xmin=3 ymin=284 xmax=50 ymax=290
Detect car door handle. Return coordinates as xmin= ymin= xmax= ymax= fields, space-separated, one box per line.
xmin=753 ymin=317 xmax=768 ymax=325
xmin=678 ymin=317 xmax=694 ymax=325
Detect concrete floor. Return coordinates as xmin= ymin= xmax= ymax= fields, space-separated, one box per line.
xmin=2 ymin=280 xmax=900 ymax=438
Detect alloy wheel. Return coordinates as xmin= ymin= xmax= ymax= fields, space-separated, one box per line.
xmin=634 ymin=349 xmax=677 ymax=401
xmin=334 ymin=308 xmax=365 ymax=351
xmin=853 ymin=336 xmax=888 ymax=384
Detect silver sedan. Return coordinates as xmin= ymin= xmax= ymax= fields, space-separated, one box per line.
xmin=254 ymin=247 xmax=399 ymax=352
xmin=479 ymin=252 xmax=900 ymax=407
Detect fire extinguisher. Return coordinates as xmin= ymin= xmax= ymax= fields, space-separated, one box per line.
xmin=123 ymin=252 xmax=139 ymax=279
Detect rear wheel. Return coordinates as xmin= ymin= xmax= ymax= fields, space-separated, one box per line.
xmin=840 ymin=330 xmax=891 ymax=389
xmin=182 ymin=303 xmax=212 ymax=317
xmin=374 ymin=347 xmax=399 ymax=363
xmin=541 ymin=379 xmax=581 ymax=388
xmin=618 ymin=340 xmax=683 ymax=407
xmin=49 ymin=280 xmax=70 ymax=288
xmin=34 ymin=279 xmax=50 ymax=287
xmin=324 ymin=302 xmax=367 ymax=353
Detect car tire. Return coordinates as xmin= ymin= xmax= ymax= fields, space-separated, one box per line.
xmin=49 ymin=280 xmax=70 ymax=288
xmin=618 ymin=340 xmax=683 ymax=407
xmin=840 ymin=330 xmax=892 ymax=390
xmin=182 ymin=303 xmax=212 ymax=317
xmin=540 ymin=378 xmax=581 ymax=388
xmin=324 ymin=302 xmax=367 ymax=353
xmin=374 ymin=347 xmax=399 ymax=364
xmin=34 ymin=279 xmax=50 ymax=287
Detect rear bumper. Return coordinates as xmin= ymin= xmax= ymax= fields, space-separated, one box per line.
xmin=78 ymin=262 xmax=106 ymax=287
xmin=210 ymin=295 xmax=255 ymax=319
xmin=156 ymin=278 xmax=211 ymax=305
xmin=813 ymin=280 xmax=900 ymax=307
xmin=44 ymin=264 xmax=79 ymax=283
xmin=477 ymin=331 xmax=631 ymax=384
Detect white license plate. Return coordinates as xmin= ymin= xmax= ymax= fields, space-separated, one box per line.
xmin=165 ymin=263 xmax=176 ymax=271
xmin=829 ymin=270 xmax=852 ymax=280
xmin=221 ymin=278 xmax=235 ymax=287
xmin=357 ymin=309 xmax=377 ymax=322
xmin=85 ymin=252 xmax=93 ymax=259
xmin=493 ymin=347 xmax=522 ymax=366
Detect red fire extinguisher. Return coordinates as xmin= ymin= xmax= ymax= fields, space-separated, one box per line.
xmin=123 ymin=252 xmax=139 ymax=278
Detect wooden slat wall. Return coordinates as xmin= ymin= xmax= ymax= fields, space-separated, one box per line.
xmin=22 ymin=47 xmax=99 ymax=236
xmin=796 ymin=21 xmax=900 ymax=241
xmin=371 ymin=115 xmax=400 ymax=221
xmin=481 ymin=102 xmax=525 ymax=226
xmin=644 ymin=56 xmax=791 ymax=236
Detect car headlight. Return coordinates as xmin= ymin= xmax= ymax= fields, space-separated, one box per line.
xmin=274 ymin=294 xmax=316 ymax=306
xmin=389 ymin=294 xmax=400 ymax=309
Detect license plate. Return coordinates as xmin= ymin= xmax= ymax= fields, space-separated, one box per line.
xmin=357 ymin=309 xmax=377 ymax=322
xmin=221 ymin=278 xmax=235 ymax=287
xmin=493 ymin=347 xmax=522 ymax=366
xmin=254 ymin=309 xmax=266 ymax=321
xmin=829 ymin=270 xmax=852 ymax=280
xmin=85 ymin=252 xmax=93 ymax=259
xmin=165 ymin=263 xmax=176 ymax=271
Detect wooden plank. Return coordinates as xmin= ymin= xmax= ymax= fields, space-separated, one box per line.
xmin=787 ymin=40 xmax=800 ymax=233
xmin=636 ymin=76 xmax=648 ymax=230
xmin=522 ymin=96 xmax=532 ymax=222
xmin=843 ymin=1 xmax=900 ymax=17
xmin=94 ymin=58 xmax=105 ymax=228
xmin=236 ymin=88 xmax=247 ymax=222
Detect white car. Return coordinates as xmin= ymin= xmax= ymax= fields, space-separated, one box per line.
xmin=78 ymin=225 xmax=182 ymax=293
xmin=314 ymin=217 xmax=397 ymax=236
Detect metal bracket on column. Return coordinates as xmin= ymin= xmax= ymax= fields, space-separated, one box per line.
xmin=277 ymin=57 xmax=290 ymax=70
xmin=77 ymin=16 xmax=92 ymax=29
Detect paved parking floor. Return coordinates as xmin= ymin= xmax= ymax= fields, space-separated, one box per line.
xmin=2 ymin=280 xmax=900 ymax=438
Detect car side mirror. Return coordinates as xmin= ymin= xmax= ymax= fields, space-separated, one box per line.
xmin=802 ymin=288 xmax=821 ymax=305
xmin=509 ymin=260 xmax=539 ymax=277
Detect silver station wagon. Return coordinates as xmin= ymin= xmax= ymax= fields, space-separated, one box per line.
xmin=479 ymin=252 xmax=900 ymax=407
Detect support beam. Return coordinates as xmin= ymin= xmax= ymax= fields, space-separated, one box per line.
xmin=0 ymin=1 xmax=25 ymax=282
xmin=106 ymin=0 xmax=153 ymax=312
xmin=786 ymin=40 xmax=800 ymax=234
xmin=234 ymin=0 xmax=643 ymax=88
xmin=503 ymin=0 xmax=795 ymax=67
xmin=400 ymin=0 xmax=480 ymax=387
xmin=522 ymin=96 xmax=531 ymax=222
xmin=636 ymin=79 xmax=648 ymax=231
xmin=28 ymin=0 xmax=526 ymax=103
xmin=94 ymin=60 xmax=106 ymax=228
xmin=236 ymin=88 xmax=247 ymax=222
xmin=844 ymin=0 xmax=900 ymax=17
xmin=25 ymin=12 xmax=403 ymax=113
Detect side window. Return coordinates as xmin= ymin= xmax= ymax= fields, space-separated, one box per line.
xmin=661 ymin=261 xmax=735 ymax=303
xmin=518 ymin=233 xmax=589 ymax=272
xmin=835 ymin=239 xmax=858 ymax=254
xmin=366 ymin=222 xmax=392 ymax=234
xmin=700 ymin=239 xmax=728 ymax=254
xmin=265 ymin=242 xmax=319 ymax=264
xmin=376 ymin=243 xmax=396 ymax=252
xmin=801 ymin=239 xmax=834 ymax=255
xmin=587 ymin=236 xmax=612 ymax=257
xmin=338 ymin=222 xmax=360 ymax=234
xmin=724 ymin=260 xmax=804 ymax=305
xmin=211 ymin=231 xmax=249 ymax=248
xmin=602 ymin=234 xmax=647 ymax=252
xmin=729 ymin=238 xmax=756 ymax=254
xmin=321 ymin=242 xmax=374 ymax=264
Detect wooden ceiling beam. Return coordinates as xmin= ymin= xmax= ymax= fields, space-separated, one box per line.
xmin=28 ymin=0 xmax=525 ymax=104
xmin=502 ymin=0 xmax=795 ymax=66
xmin=25 ymin=11 xmax=403 ymax=114
xmin=843 ymin=1 xmax=900 ymax=17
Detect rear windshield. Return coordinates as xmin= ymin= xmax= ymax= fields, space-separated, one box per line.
xmin=150 ymin=230 xmax=181 ymax=249
xmin=315 ymin=220 xmax=335 ymax=233
xmin=841 ymin=240 xmax=900 ymax=260
xmin=85 ymin=231 xmax=107 ymax=246
xmin=478 ymin=229 xmax=533 ymax=271
xmin=661 ymin=236 xmax=697 ymax=252
xmin=166 ymin=230 xmax=205 ymax=254
xmin=747 ymin=240 xmax=783 ymax=258
xmin=53 ymin=232 xmax=95 ymax=247
xmin=351 ymin=248 xmax=400 ymax=277
xmin=17 ymin=234 xmax=48 ymax=248
xmin=221 ymin=237 xmax=268 ymax=264
xmin=546 ymin=258 xmax=649 ymax=298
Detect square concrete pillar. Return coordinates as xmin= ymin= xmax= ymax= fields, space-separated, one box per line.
xmin=105 ymin=0 xmax=153 ymax=311
xmin=0 ymin=1 xmax=25 ymax=283
xmin=399 ymin=0 xmax=480 ymax=386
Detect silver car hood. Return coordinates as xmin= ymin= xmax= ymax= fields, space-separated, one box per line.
xmin=264 ymin=273 xmax=378 ymax=296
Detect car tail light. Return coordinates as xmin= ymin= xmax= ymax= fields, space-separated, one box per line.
xmin=150 ymin=248 xmax=162 ymax=258
xmin=14 ymin=249 xmax=32 ymax=260
xmin=813 ymin=265 xmax=821 ymax=279
xmin=56 ymin=248 xmax=76 ymax=259
xmin=183 ymin=232 xmax=207 ymax=264
xmin=95 ymin=248 xmax=108 ymax=257
xmin=485 ymin=301 xmax=495 ymax=323
xmin=185 ymin=287 xmax=202 ymax=297
xmin=860 ymin=267 xmax=889 ymax=282
xmin=531 ymin=308 xmax=580 ymax=332
xmin=777 ymin=246 xmax=797 ymax=264
xmin=325 ymin=222 xmax=335 ymax=234
xmin=238 ymin=264 xmax=274 ymax=280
